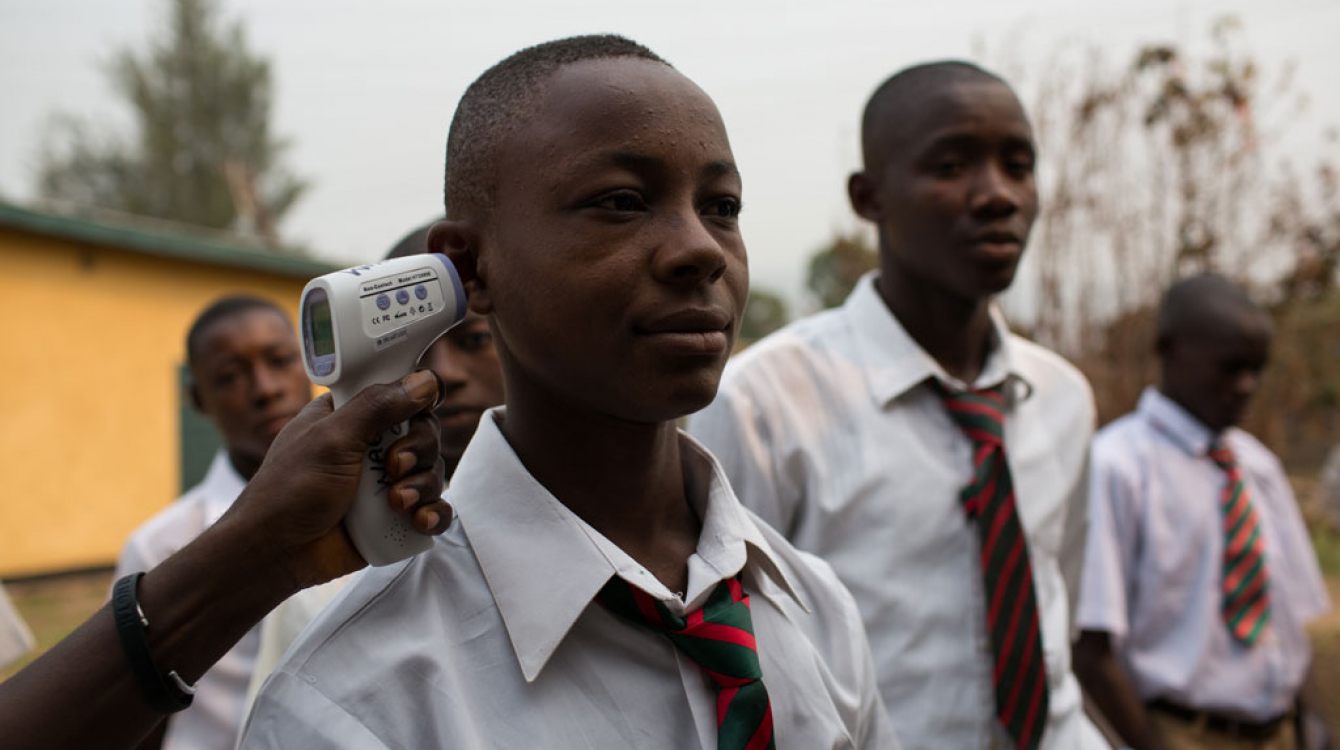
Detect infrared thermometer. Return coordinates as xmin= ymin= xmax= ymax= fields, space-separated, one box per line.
xmin=299 ymin=253 xmax=467 ymax=566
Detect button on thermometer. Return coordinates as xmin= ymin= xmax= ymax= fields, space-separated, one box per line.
xmin=299 ymin=253 xmax=467 ymax=566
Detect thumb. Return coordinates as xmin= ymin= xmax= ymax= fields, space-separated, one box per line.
xmin=329 ymin=370 xmax=442 ymax=444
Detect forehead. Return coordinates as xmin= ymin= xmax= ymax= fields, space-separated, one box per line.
xmin=495 ymin=58 xmax=735 ymax=187
xmin=194 ymin=308 xmax=294 ymax=363
xmin=883 ymin=79 xmax=1032 ymax=159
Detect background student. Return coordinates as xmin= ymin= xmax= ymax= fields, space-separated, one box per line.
xmin=243 ymin=223 xmax=506 ymax=706
xmin=690 ymin=61 xmax=1105 ymax=749
xmin=114 ymin=295 xmax=311 ymax=750
xmin=1074 ymin=273 xmax=1332 ymax=750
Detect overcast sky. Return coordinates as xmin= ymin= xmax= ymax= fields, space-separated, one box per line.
xmin=2 ymin=0 xmax=1337 ymax=310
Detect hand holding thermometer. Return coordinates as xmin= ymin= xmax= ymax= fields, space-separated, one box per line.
xmin=299 ymin=253 xmax=467 ymax=566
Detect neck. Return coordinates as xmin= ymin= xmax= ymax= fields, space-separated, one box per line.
xmin=497 ymin=379 xmax=701 ymax=594
xmin=877 ymin=270 xmax=996 ymax=384
xmin=227 ymin=449 xmax=262 ymax=482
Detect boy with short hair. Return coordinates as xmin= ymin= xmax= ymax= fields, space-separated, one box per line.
xmin=241 ymin=35 xmax=894 ymax=750
xmin=1074 ymin=274 xmax=1331 ymax=750
xmin=690 ymin=61 xmax=1103 ymax=749
xmin=117 ymin=295 xmax=311 ymax=750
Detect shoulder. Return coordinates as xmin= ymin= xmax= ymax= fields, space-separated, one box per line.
xmin=722 ymin=309 xmax=853 ymax=391
xmin=1226 ymin=428 xmax=1285 ymax=475
xmin=1007 ymin=334 xmax=1094 ymax=417
xmin=274 ymin=527 xmax=487 ymax=676
xmin=116 ymin=486 xmax=211 ymax=572
xmin=748 ymin=510 xmax=861 ymax=624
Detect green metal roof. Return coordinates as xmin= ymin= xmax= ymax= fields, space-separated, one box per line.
xmin=0 ymin=201 xmax=339 ymax=278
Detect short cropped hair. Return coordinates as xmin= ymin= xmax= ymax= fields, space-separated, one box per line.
xmin=1156 ymin=273 xmax=1266 ymax=347
xmin=443 ymin=34 xmax=667 ymax=220
xmin=185 ymin=295 xmax=288 ymax=368
xmin=860 ymin=60 xmax=1008 ymax=172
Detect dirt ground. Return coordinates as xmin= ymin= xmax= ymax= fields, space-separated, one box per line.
xmin=3 ymin=554 xmax=1339 ymax=739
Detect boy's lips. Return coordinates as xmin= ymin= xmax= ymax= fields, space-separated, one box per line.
xmin=634 ymin=307 xmax=733 ymax=356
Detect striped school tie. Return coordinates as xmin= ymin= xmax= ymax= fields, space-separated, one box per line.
xmin=938 ymin=382 xmax=1049 ymax=750
xmin=597 ymin=575 xmax=774 ymax=750
xmin=1207 ymin=439 xmax=1272 ymax=645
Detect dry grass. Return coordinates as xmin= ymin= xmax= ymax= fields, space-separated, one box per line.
xmin=0 ymin=569 xmax=112 ymax=681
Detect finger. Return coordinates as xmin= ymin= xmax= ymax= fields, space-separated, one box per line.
xmin=384 ymin=413 xmax=441 ymax=480
xmin=330 ymin=370 xmax=441 ymax=445
xmin=261 ymin=393 xmax=334 ymax=456
xmin=387 ymin=458 xmax=447 ymax=514
xmin=412 ymin=499 xmax=454 ymax=535
xmin=286 ymin=392 xmax=335 ymax=433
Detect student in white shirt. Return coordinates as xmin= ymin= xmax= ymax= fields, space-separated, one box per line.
xmin=240 ymin=34 xmax=895 ymax=750
xmin=114 ymin=295 xmax=311 ymax=750
xmin=0 ymin=582 xmax=34 ymax=671
xmin=1074 ymin=274 xmax=1332 ymax=750
xmin=244 ymin=223 xmax=507 ymax=708
xmin=689 ymin=61 xmax=1105 ymax=750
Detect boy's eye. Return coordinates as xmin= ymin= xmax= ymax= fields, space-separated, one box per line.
xmin=592 ymin=191 xmax=645 ymax=212
xmin=703 ymin=197 xmax=742 ymax=220
xmin=933 ymin=158 xmax=965 ymax=177
xmin=1004 ymin=155 xmax=1035 ymax=178
xmin=458 ymin=331 xmax=493 ymax=352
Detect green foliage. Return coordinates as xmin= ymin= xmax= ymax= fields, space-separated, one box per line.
xmin=806 ymin=231 xmax=878 ymax=309
xmin=37 ymin=0 xmax=307 ymax=246
xmin=739 ymin=288 xmax=790 ymax=343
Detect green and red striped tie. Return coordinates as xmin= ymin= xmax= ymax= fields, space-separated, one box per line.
xmin=938 ymin=382 xmax=1049 ymax=750
xmin=1207 ymin=439 xmax=1272 ymax=645
xmin=597 ymin=575 xmax=774 ymax=750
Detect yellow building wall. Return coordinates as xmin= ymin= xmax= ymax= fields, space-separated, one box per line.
xmin=0 ymin=228 xmax=312 ymax=577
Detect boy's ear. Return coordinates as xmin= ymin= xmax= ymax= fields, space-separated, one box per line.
xmin=428 ymin=219 xmax=493 ymax=314
xmin=847 ymin=170 xmax=882 ymax=222
xmin=188 ymin=379 xmax=206 ymax=415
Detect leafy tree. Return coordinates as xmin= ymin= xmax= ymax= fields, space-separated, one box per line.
xmin=37 ymin=0 xmax=307 ymax=246
xmin=739 ymin=288 xmax=790 ymax=343
xmin=806 ymin=231 xmax=878 ymax=309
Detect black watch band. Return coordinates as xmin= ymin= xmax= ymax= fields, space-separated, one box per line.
xmin=112 ymin=573 xmax=196 ymax=713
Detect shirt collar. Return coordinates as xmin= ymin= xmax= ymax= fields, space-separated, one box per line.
xmin=199 ymin=450 xmax=247 ymax=525
xmin=449 ymin=409 xmax=806 ymax=683
xmin=1139 ymin=386 xmax=1219 ymax=457
xmin=844 ymin=272 xmax=1030 ymax=406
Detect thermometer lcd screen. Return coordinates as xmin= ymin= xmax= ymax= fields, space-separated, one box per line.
xmin=310 ymin=299 xmax=335 ymax=357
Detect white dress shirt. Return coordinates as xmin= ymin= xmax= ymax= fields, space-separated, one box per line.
xmin=115 ymin=450 xmax=257 ymax=750
xmin=689 ymin=273 xmax=1103 ymax=750
xmin=0 ymin=582 xmax=34 ymax=670
xmin=239 ymin=409 xmax=897 ymax=750
xmin=1077 ymin=387 xmax=1332 ymax=720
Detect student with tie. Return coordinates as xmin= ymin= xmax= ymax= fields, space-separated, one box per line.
xmin=239 ymin=35 xmax=894 ymax=750
xmin=1073 ymin=273 xmax=1332 ymax=750
xmin=689 ymin=61 xmax=1106 ymax=749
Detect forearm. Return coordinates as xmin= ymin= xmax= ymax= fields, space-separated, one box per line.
xmin=1073 ymin=632 xmax=1166 ymax=750
xmin=0 ymin=508 xmax=299 ymax=749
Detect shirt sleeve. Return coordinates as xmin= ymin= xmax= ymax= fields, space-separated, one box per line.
xmin=1075 ymin=440 xmax=1142 ymax=640
xmin=1060 ymin=448 xmax=1091 ymax=640
xmin=688 ymin=380 xmax=797 ymax=535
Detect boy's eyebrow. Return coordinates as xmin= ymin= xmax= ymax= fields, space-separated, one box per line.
xmin=921 ymin=131 xmax=1036 ymax=155
xmin=593 ymin=150 xmax=740 ymax=181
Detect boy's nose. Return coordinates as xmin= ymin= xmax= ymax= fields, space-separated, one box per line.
xmin=652 ymin=211 xmax=728 ymax=285
xmin=969 ymin=162 xmax=1020 ymax=218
